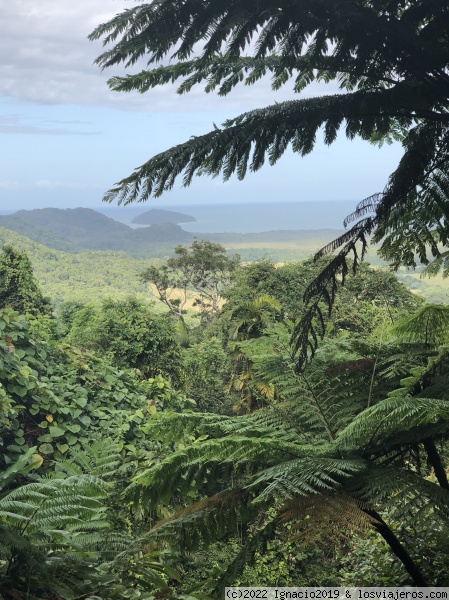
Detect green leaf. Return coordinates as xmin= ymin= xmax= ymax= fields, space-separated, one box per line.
xmin=66 ymin=424 xmax=81 ymax=433
xmin=39 ymin=443 xmax=54 ymax=454
xmin=163 ymin=564 xmax=181 ymax=582
xmin=11 ymin=385 xmax=28 ymax=398
xmin=49 ymin=426 xmax=65 ymax=438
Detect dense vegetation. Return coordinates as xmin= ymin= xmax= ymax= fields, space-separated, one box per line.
xmin=2 ymin=0 xmax=449 ymax=595
xmin=1 ymin=236 xmax=449 ymax=598
xmin=1 ymin=220 xmax=448 ymax=307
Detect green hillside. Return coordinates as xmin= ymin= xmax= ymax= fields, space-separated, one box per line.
xmin=0 ymin=227 xmax=154 ymax=305
xmin=0 ymin=213 xmax=79 ymax=252
xmin=0 ymin=208 xmax=348 ymax=262
xmin=0 ymin=208 xmax=193 ymax=255
xmin=1 ymin=216 xmax=447 ymax=305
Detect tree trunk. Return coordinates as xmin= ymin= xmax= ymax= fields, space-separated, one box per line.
xmin=366 ymin=508 xmax=428 ymax=586
xmin=423 ymin=438 xmax=449 ymax=490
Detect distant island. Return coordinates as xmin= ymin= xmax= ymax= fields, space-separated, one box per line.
xmin=132 ymin=209 xmax=196 ymax=225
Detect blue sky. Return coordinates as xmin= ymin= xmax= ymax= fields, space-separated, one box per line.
xmin=0 ymin=0 xmax=405 ymax=212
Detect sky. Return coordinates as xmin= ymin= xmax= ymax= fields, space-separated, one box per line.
xmin=0 ymin=0 xmax=405 ymax=212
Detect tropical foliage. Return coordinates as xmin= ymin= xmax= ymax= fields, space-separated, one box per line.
xmin=141 ymin=241 xmax=240 ymax=321
xmin=2 ymin=0 xmax=449 ymax=589
xmin=89 ymin=0 xmax=449 ymax=367
xmin=1 ymin=237 xmax=449 ymax=593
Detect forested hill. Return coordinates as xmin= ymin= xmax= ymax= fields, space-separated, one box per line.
xmin=0 ymin=208 xmax=193 ymax=254
xmin=132 ymin=208 xmax=196 ymax=224
xmin=0 ymin=207 xmax=346 ymax=260
xmin=0 ymin=226 xmax=153 ymax=305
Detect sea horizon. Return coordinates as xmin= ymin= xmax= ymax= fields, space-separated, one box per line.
xmin=100 ymin=200 xmax=359 ymax=233
xmin=0 ymin=200 xmax=358 ymax=234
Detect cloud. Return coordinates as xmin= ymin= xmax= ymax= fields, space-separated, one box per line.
xmin=0 ymin=179 xmax=103 ymax=190
xmin=1 ymin=0 xmax=339 ymax=112
xmin=0 ymin=114 xmax=99 ymax=135
xmin=0 ymin=0 xmax=129 ymax=107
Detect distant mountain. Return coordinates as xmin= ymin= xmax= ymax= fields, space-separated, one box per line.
xmin=0 ymin=213 xmax=80 ymax=252
xmin=12 ymin=208 xmax=131 ymax=249
xmin=132 ymin=209 xmax=196 ymax=225
xmin=0 ymin=208 xmax=193 ymax=255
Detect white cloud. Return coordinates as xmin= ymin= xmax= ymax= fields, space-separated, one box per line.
xmin=0 ymin=179 xmax=103 ymax=190
xmin=0 ymin=114 xmax=99 ymax=135
xmin=0 ymin=0 xmax=339 ymax=112
xmin=0 ymin=0 xmax=130 ymax=106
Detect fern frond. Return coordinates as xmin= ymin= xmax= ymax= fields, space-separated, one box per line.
xmin=128 ymin=435 xmax=322 ymax=507
xmin=248 ymin=458 xmax=365 ymax=503
xmin=0 ymin=475 xmax=109 ymax=536
xmin=143 ymin=410 xmax=303 ymax=444
xmin=393 ymin=305 xmax=449 ymax=346
xmin=347 ymin=466 xmax=449 ymax=521
xmin=54 ymin=440 xmax=122 ymax=480
xmin=100 ymin=90 xmax=422 ymax=205
xmin=143 ymin=489 xmax=249 ymax=551
xmin=293 ymin=122 xmax=449 ymax=368
xmin=337 ymin=397 xmax=449 ymax=454
xmin=279 ymin=492 xmax=378 ymax=545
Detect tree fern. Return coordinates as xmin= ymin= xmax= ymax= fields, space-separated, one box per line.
xmin=0 ymin=473 xmax=111 ymax=599
xmin=347 ymin=466 xmax=449 ymax=522
xmin=393 ymin=305 xmax=449 ymax=346
xmin=0 ymin=442 xmax=199 ymax=599
xmin=294 ymin=123 xmax=449 ymax=368
xmin=278 ymin=492 xmax=378 ymax=546
xmin=129 ymin=433 xmax=322 ymax=507
xmin=338 ymin=396 xmax=449 ymax=455
xmin=89 ymin=0 xmax=449 ymax=376
xmin=248 ymin=458 xmax=365 ymax=504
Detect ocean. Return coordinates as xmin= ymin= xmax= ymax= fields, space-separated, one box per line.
xmin=0 ymin=200 xmax=359 ymax=233
xmin=98 ymin=200 xmax=357 ymax=233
